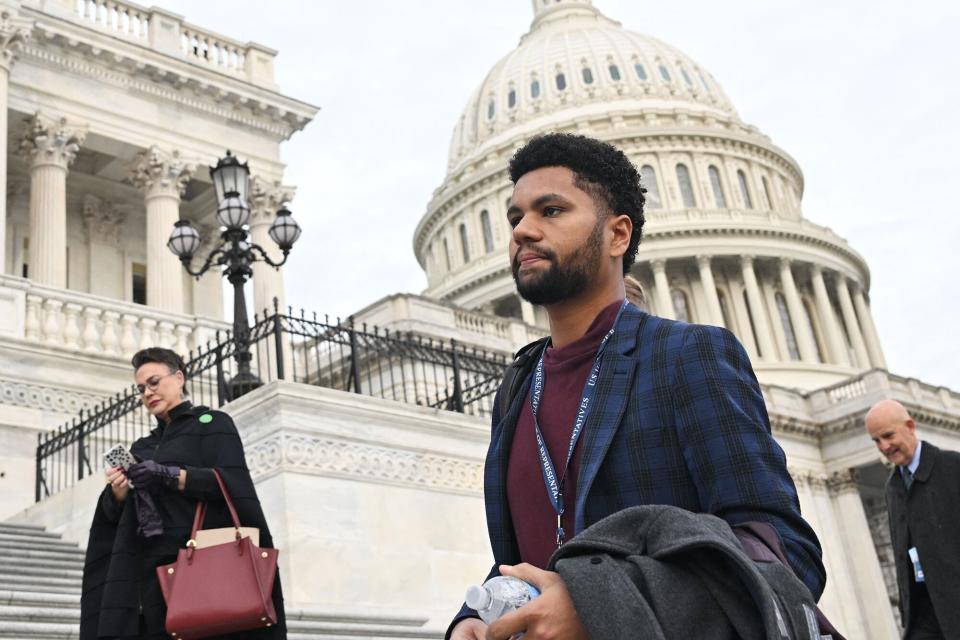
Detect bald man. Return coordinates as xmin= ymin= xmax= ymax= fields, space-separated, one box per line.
xmin=866 ymin=399 xmax=960 ymax=639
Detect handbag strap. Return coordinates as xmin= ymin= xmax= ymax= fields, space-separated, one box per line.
xmin=188 ymin=469 xmax=243 ymax=543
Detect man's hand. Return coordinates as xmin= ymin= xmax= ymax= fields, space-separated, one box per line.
xmin=105 ymin=466 xmax=130 ymax=502
xmin=450 ymin=616 xmax=487 ymax=640
xmin=486 ymin=564 xmax=589 ymax=640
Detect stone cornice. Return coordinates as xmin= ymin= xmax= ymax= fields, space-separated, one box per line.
xmin=0 ymin=375 xmax=105 ymax=417
xmin=16 ymin=12 xmax=316 ymax=140
xmin=244 ymin=431 xmax=483 ymax=495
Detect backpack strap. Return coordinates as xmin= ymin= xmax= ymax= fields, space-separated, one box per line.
xmin=498 ymin=337 xmax=549 ymax=419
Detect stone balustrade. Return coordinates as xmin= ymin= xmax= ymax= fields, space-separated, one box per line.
xmin=60 ymin=0 xmax=277 ymax=86
xmin=0 ymin=275 xmax=228 ymax=359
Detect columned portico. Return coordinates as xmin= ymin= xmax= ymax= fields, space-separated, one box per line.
xmin=835 ymin=276 xmax=871 ymax=368
xmin=249 ymin=177 xmax=294 ymax=316
xmin=0 ymin=11 xmax=29 ymax=273
xmin=740 ymin=256 xmax=775 ymax=361
xmin=19 ymin=112 xmax=87 ymax=288
xmin=851 ymin=285 xmax=886 ymax=369
xmin=778 ymin=258 xmax=818 ymax=363
xmin=129 ymin=146 xmax=192 ymax=314
xmin=651 ymin=258 xmax=673 ymax=319
xmin=696 ymin=254 xmax=724 ymax=327
xmin=810 ymin=264 xmax=848 ymax=365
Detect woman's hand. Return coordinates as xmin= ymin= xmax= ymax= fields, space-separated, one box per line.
xmin=105 ymin=466 xmax=130 ymax=502
xmin=128 ymin=460 xmax=183 ymax=492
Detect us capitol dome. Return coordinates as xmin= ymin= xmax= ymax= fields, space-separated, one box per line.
xmin=413 ymin=0 xmax=886 ymax=390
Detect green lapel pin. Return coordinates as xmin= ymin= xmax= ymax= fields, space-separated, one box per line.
xmin=198 ymin=414 xmax=213 ymax=424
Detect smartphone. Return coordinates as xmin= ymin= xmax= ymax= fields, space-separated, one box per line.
xmin=103 ymin=444 xmax=137 ymax=489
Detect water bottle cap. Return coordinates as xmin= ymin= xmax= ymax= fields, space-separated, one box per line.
xmin=464 ymin=585 xmax=491 ymax=610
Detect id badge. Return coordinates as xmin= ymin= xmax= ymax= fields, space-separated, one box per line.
xmin=908 ymin=547 xmax=925 ymax=582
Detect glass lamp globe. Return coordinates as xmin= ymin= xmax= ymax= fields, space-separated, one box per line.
xmin=216 ymin=194 xmax=250 ymax=229
xmin=269 ymin=207 xmax=302 ymax=250
xmin=209 ymin=150 xmax=250 ymax=205
xmin=167 ymin=220 xmax=202 ymax=258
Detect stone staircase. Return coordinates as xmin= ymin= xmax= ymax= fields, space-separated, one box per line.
xmin=0 ymin=522 xmax=443 ymax=639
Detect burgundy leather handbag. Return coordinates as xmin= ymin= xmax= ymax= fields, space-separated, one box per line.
xmin=156 ymin=470 xmax=279 ymax=639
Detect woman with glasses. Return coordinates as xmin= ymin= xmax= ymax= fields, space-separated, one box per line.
xmin=80 ymin=347 xmax=286 ymax=640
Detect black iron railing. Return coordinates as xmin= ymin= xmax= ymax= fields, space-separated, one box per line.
xmin=35 ymin=306 xmax=511 ymax=501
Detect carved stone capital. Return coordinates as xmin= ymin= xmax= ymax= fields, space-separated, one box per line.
xmin=826 ymin=468 xmax=860 ymax=495
xmin=19 ymin=112 xmax=87 ymax=170
xmin=83 ymin=194 xmax=126 ymax=245
xmin=0 ymin=10 xmax=31 ymax=72
xmin=128 ymin=145 xmax=192 ymax=200
xmin=249 ymin=176 xmax=296 ymax=224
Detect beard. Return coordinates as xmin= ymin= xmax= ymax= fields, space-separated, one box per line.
xmin=511 ymin=219 xmax=604 ymax=305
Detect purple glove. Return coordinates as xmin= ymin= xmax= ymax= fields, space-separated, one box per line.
xmin=128 ymin=460 xmax=181 ymax=492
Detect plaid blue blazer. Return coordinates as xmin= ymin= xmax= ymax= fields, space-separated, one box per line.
xmin=451 ymin=304 xmax=825 ymax=632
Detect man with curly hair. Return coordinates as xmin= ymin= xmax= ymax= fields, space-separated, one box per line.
xmin=448 ymin=134 xmax=825 ymax=640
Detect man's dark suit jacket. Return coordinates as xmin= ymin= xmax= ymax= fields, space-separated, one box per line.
xmin=886 ymin=440 xmax=960 ymax=638
xmin=449 ymin=305 xmax=825 ymax=634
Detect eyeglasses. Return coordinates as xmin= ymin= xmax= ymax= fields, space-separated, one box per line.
xmin=137 ymin=372 xmax=178 ymax=395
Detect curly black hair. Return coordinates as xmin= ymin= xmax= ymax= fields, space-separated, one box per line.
xmin=508 ymin=133 xmax=645 ymax=274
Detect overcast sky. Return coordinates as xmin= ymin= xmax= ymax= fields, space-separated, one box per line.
xmin=162 ymin=0 xmax=960 ymax=392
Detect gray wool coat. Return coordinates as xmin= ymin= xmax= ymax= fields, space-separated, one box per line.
xmin=548 ymin=505 xmax=828 ymax=640
xmin=885 ymin=440 xmax=960 ymax=638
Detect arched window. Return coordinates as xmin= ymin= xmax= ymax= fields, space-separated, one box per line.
xmin=556 ymin=72 xmax=567 ymax=91
xmin=582 ymin=67 xmax=594 ymax=84
xmin=459 ymin=223 xmax=470 ymax=263
xmin=708 ymin=165 xmax=727 ymax=208
xmin=442 ymin=238 xmax=451 ymax=271
xmin=671 ymin=289 xmax=690 ymax=323
xmin=659 ymin=64 xmax=672 ymax=82
xmin=608 ymin=64 xmax=621 ymax=81
xmin=480 ymin=210 xmax=494 ymax=254
xmin=676 ymin=163 xmax=697 ymax=208
xmin=531 ymin=79 xmax=541 ymax=99
xmin=641 ymin=165 xmax=661 ymax=209
xmin=487 ymin=99 xmax=495 ymax=120
xmin=803 ymin=299 xmax=824 ymax=363
xmin=698 ymin=70 xmax=711 ymax=92
xmin=762 ymin=176 xmax=773 ymax=209
xmin=743 ymin=290 xmax=763 ymax=358
xmin=717 ymin=289 xmax=734 ymax=329
xmin=507 ymin=89 xmax=517 ymax=109
xmin=775 ymin=292 xmax=800 ymax=360
xmin=681 ymin=69 xmax=694 ymax=87
xmin=737 ymin=170 xmax=753 ymax=209
xmin=634 ymin=63 xmax=648 ymax=80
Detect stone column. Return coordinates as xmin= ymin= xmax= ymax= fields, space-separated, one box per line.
xmin=651 ymin=258 xmax=674 ymax=319
xmin=0 ymin=12 xmax=29 ymax=273
xmin=249 ymin=177 xmax=295 ymax=317
xmin=810 ymin=264 xmax=849 ymax=366
xmin=696 ymin=255 xmax=724 ymax=327
xmin=778 ymin=258 xmax=818 ymax=362
xmin=739 ymin=256 xmax=775 ymax=360
xmin=826 ymin=470 xmax=899 ymax=640
xmin=129 ymin=146 xmax=192 ymax=314
xmin=835 ymin=276 xmax=871 ymax=368
xmin=852 ymin=284 xmax=887 ymax=369
xmin=19 ymin=112 xmax=87 ymax=288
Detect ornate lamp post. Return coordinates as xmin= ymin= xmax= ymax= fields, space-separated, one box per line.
xmin=167 ymin=151 xmax=301 ymax=399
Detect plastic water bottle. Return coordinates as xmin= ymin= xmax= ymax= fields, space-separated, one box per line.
xmin=465 ymin=576 xmax=540 ymax=624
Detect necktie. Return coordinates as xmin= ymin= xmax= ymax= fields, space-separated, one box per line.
xmin=902 ymin=467 xmax=914 ymax=490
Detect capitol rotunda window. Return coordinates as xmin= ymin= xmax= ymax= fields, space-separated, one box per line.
xmin=676 ymin=163 xmax=697 ymax=208
xmin=609 ymin=64 xmax=621 ymax=81
xmin=556 ymin=72 xmax=567 ymax=91
xmin=737 ymin=170 xmax=754 ymax=209
xmin=634 ymin=63 xmax=648 ymax=80
xmin=640 ymin=165 xmax=661 ymax=209
xmin=480 ymin=210 xmax=494 ymax=254
xmin=709 ymin=165 xmax=727 ymax=208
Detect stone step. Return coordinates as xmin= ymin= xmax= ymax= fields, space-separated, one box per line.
xmin=0 ymin=555 xmax=84 ymax=573
xmin=0 ymin=604 xmax=79 ymax=623
xmin=0 ymin=525 xmax=62 ymax=540
xmin=0 ymin=547 xmax=85 ymax=563
xmin=0 ymin=534 xmax=83 ymax=552
xmin=0 ymin=573 xmax=82 ymax=591
xmin=0 ymin=590 xmax=80 ymax=608
xmin=0 ymin=620 xmax=78 ymax=638
xmin=286 ymin=621 xmax=444 ymax=638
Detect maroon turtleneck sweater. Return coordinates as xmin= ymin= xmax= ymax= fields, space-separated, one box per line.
xmin=506 ymin=299 xmax=623 ymax=569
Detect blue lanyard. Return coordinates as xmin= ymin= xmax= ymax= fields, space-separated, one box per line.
xmin=530 ymin=299 xmax=628 ymax=547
